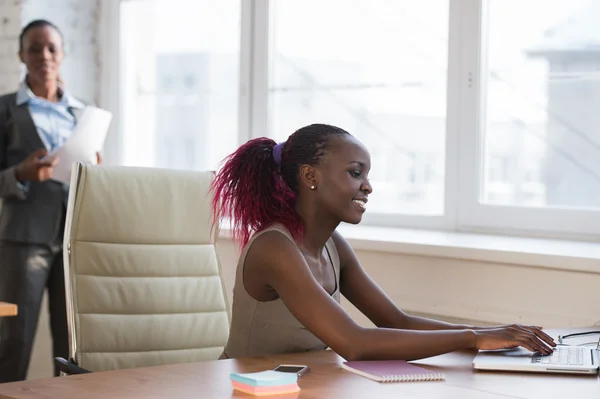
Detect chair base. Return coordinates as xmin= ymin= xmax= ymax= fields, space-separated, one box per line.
xmin=54 ymin=357 xmax=92 ymax=375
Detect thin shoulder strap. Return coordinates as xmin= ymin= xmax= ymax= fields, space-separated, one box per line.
xmin=238 ymin=224 xmax=295 ymax=263
xmin=325 ymin=238 xmax=340 ymax=273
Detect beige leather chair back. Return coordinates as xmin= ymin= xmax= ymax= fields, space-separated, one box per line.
xmin=63 ymin=164 xmax=230 ymax=372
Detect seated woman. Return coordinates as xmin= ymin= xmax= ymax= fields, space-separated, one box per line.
xmin=212 ymin=123 xmax=555 ymax=361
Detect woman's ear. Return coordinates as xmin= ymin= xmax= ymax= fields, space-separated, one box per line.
xmin=298 ymin=164 xmax=318 ymax=191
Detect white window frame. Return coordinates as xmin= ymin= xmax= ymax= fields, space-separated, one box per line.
xmin=455 ymin=0 xmax=600 ymax=240
xmin=97 ymin=0 xmax=123 ymax=165
xmin=106 ymin=0 xmax=600 ymax=242
xmin=239 ymin=0 xmax=268 ymax=145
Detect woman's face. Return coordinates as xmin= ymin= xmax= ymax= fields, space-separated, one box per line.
xmin=312 ymin=135 xmax=373 ymax=224
xmin=19 ymin=26 xmax=64 ymax=85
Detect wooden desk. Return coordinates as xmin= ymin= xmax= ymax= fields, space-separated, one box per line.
xmin=0 ymin=302 xmax=17 ymax=317
xmin=0 ymin=330 xmax=598 ymax=399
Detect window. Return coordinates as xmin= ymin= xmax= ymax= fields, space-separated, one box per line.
xmin=120 ymin=0 xmax=240 ymax=171
xmin=183 ymin=74 xmax=196 ymax=90
xmin=458 ymin=0 xmax=600 ymax=238
xmin=161 ymin=75 xmax=174 ymax=91
xmin=483 ymin=0 xmax=600 ymax=209
xmin=114 ymin=0 xmax=600 ymax=240
xmin=268 ymin=0 xmax=449 ymax=217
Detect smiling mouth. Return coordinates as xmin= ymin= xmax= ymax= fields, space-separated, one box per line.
xmin=353 ymin=199 xmax=367 ymax=211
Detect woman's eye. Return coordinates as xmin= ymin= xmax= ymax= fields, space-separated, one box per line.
xmin=349 ymin=170 xmax=361 ymax=178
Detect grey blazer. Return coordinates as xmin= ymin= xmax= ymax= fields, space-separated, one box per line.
xmin=0 ymin=92 xmax=82 ymax=245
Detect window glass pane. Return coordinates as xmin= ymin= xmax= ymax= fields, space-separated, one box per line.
xmin=482 ymin=0 xmax=600 ymax=209
xmin=120 ymin=0 xmax=240 ymax=171
xmin=269 ymin=0 xmax=448 ymax=215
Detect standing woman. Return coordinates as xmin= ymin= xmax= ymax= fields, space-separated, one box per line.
xmin=0 ymin=20 xmax=101 ymax=382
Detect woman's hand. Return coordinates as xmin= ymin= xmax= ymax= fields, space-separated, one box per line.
xmin=471 ymin=324 xmax=556 ymax=355
xmin=15 ymin=148 xmax=59 ymax=182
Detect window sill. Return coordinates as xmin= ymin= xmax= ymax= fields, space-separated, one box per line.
xmin=336 ymin=224 xmax=600 ymax=274
xmin=218 ymin=223 xmax=600 ymax=274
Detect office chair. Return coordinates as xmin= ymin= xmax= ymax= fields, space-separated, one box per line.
xmin=55 ymin=163 xmax=230 ymax=374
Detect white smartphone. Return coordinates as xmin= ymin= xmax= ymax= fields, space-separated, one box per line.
xmin=272 ymin=364 xmax=311 ymax=378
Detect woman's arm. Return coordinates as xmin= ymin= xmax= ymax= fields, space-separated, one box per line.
xmin=247 ymin=231 xmax=554 ymax=361
xmin=334 ymin=232 xmax=542 ymax=332
xmin=0 ymin=101 xmax=27 ymax=200
xmin=333 ymin=231 xmax=475 ymax=331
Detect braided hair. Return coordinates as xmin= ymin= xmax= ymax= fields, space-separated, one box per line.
xmin=211 ymin=123 xmax=349 ymax=247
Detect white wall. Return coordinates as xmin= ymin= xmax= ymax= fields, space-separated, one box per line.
xmin=217 ymin=237 xmax=600 ymax=329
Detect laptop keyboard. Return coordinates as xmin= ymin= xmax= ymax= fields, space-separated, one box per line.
xmin=532 ymin=347 xmax=586 ymax=366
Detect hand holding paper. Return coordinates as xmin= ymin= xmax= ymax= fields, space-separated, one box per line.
xmin=15 ymin=148 xmax=60 ymax=183
xmin=50 ymin=106 xmax=112 ymax=184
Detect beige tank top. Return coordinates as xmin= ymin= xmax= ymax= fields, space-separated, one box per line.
xmin=220 ymin=224 xmax=341 ymax=359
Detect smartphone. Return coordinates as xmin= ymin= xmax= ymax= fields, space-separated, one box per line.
xmin=272 ymin=364 xmax=311 ymax=378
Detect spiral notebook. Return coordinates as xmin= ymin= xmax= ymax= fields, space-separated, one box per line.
xmin=341 ymin=360 xmax=445 ymax=383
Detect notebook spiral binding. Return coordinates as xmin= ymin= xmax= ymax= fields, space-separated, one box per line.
xmin=381 ymin=372 xmax=445 ymax=382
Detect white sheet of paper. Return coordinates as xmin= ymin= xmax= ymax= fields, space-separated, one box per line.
xmin=51 ymin=106 xmax=112 ymax=184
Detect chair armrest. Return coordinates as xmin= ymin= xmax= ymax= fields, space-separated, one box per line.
xmin=54 ymin=357 xmax=92 ymax=375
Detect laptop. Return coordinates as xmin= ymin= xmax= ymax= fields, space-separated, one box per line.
xmin=473 ymin=346 xmax=599 ymax=374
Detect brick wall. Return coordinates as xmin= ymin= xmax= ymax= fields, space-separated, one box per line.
xmin=0 ymin=0 xmax=23 ymax=94
xmin=0 ymin=0 xmax=100 ymax=102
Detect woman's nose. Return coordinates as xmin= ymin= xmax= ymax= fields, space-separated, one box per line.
xmin=362 ymin=180 xmax=373 ymax=194
xmin=41 ymin=47 xmax=52 ymax=59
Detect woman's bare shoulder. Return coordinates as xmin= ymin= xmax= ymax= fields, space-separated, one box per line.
xmin=246 ymin=228 xmax=300 ymax=267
